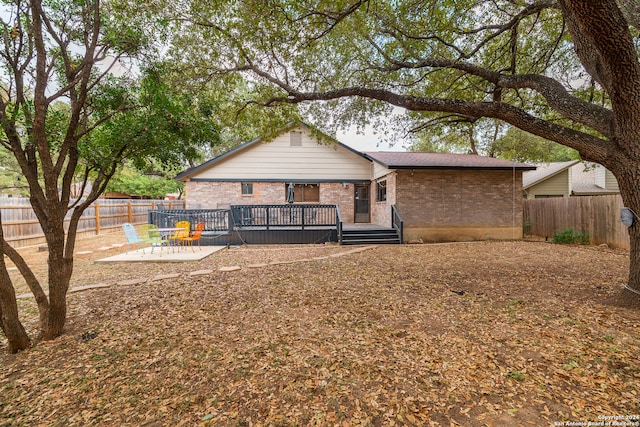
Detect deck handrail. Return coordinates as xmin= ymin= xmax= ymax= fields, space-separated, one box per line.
xmin=230 ymin=204 xmax=337 ymax=229
xmin=336 ymin=205 xmax=343 ymax=244
xmin=391 ymin=204 xmax=404 ymax=243
xmin=148 ymin=209 xmax=230 ymax=233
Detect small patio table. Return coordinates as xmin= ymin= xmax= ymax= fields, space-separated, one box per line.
xmin=157 ymin=227 xmax=187 ymax=251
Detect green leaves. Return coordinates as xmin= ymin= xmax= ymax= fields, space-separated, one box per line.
xmin=492 ymin=127 xmax=580 ymax=163
xmin=161 ymin=0 xmax=614 ymax=153
xmin=80 ymin=62 xmax=222 ymax=175
xmin=105 ymin=165 xmax=180 ymax=199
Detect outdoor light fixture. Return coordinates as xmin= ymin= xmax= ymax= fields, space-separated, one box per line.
xmin=621 ymin=207 xmax=635 ymax=228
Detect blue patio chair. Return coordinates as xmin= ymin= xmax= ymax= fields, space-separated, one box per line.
xmin=122 ymin=222 xmax=145 ymax=253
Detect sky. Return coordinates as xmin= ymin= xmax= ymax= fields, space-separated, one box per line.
xmin=333 ymin=107 xmax=410 ymax=153
xmin=336 ymin=125 xmax=407 ymax=153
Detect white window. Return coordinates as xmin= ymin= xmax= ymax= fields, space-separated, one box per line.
xmin=376 ymin=180 xmax=387 ymax=202
xmin=241 ymin=182 xmax=253 ymax=196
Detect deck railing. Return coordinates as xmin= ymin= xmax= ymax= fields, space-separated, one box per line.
xmin=230 ymin=204 xmax=337 ymax=229
xmin=336 ymin=206 xmax=343 ymax=244
xmin=148 ymin=209 xmax=230 ymax=232
xmin=391 ymin=204 xmax=404 ymax=243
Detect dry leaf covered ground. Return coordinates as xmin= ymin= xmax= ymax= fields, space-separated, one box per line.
xmin=2 ymin=234 xmax=640 ymax=426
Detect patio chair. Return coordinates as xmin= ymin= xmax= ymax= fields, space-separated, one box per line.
xmin=122 ymin=223 xmax=145 ymax=253
xmin=177 ymin=221 xmax=205 ymax=251
xmin=170 ymin=220 xmax=191 ymax=249
xmin=139 ymin=223 xmax=164 ymax=254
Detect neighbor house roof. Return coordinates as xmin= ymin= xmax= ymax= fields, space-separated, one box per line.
xmin=522 ymin=160 xmax=580 ymax=189
xmin=569 ymin=162 xmax=620 ymax=195
xmin=175 ymin=121 xmax=369 ymax=181
xmin=522 ymin=161 xmax=620 ymax=196
xmin=365 ymin=151 xmax=536 ymax=170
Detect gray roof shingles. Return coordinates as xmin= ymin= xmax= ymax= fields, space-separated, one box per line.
xmin=570 ymin=163 xmax=619 ymax=195
xmin=365 ymin=151 xmax=535 ymax=170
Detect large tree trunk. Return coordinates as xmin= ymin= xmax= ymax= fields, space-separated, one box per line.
xmin=40 ymin=224 xmax=73 ymax=340
xmin=611 ymin=161 xmax=640 ymax=294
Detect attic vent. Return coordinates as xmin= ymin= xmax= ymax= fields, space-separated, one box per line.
xmin=290 ymin=131 xmax=302 ymax=147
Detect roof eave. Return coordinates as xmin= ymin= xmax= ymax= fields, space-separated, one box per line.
xmin=387 ymin=165 xmax=536 ymax=171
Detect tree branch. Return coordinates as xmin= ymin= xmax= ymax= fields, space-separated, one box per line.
xmin=1 ymin=240 xmax=48 ymax=328
xmin=560 ymin=0 xmax=640 ymax=127
xmin=259 ymin=85 xmax=608 ymax=161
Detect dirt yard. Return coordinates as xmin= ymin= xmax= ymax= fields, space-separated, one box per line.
xmin=1 ymin=234 xmax=640 ymax=426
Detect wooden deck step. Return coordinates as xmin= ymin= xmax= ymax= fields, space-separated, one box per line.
xmin=340 ymin=228 xmax=401 ymax=245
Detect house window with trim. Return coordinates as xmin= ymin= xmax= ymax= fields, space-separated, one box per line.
xmin=376 ymin=180 xmax=387 ymax=202
xmin=241 ymin=182 xmax=253 ymax=196
xmin=286 ymin=183 xmax=320 ymax=202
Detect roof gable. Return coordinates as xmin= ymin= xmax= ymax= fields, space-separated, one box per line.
xmin=176 ymin=122 xmax=372 ymax=182
xmin=570 ymin=162 xmax=620 ymax=195
xmin=523 ymin=161 xmax=620 ymax=196
xmin=522 ymin=160 xmax=580 ymax=189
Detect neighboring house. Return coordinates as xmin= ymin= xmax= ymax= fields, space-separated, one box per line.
xmin=571 ymin=162 xmax=620 ymax=196
xmin=523 ymin=161 xmax=620 ymax=199
xmin=176 ymin=123 xmax=535 ymax=243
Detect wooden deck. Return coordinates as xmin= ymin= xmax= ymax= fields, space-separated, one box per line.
xmin=150 ymin=205 xmax=402 ymax=245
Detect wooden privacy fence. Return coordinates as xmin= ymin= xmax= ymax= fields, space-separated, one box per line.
xmin=523 ymin=194 xmax=630 ymax=249
xmin=0 ymin=197 xmax=185 ymax=248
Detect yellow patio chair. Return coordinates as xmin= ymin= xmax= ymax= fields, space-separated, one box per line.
xmin=170 ymin=220 xmax=191 ymax=250
xmin=177 ymin=221 xmax=205 ymax=251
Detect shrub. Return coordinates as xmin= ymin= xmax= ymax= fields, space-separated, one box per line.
xmin=552 ymin=228 xmax=589 ymax=245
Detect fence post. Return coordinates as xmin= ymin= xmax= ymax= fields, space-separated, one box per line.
xmin=95 ymin=202 xmax=101 ymax=235
xmin=266 ymin=208 xmax=270 ymax=230
xmin=127 ymin=201 xmax=132 ymax=223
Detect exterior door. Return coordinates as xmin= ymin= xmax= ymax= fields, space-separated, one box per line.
xmin=354 ymin=184 xmax=370 ymax=223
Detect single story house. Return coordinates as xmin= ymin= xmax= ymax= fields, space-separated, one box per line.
xmin=176 ymin=123 xmax=535 ymax=243
xmin=523 ymin=161 xmax=620 ymax=199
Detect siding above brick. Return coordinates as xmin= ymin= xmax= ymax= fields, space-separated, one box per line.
xmin=180 ymin=126 xmax=371 ymax=182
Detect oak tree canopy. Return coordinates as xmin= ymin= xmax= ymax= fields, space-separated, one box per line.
xmin=168 ymin=0 xmax=640 ymax=295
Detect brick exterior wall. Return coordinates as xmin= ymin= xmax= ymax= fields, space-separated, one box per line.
xmin=370 ymin=173 xmax=396 ymax=227
xmin=185 ymin=169 xmax=525 ymax=242
xmin=395 ymin=169 xmax=524 ymax=242
xmin=320 ymin=182 xmax=356 ymax=223
xmin=185 ymin=181 xmax=357 ymax=223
